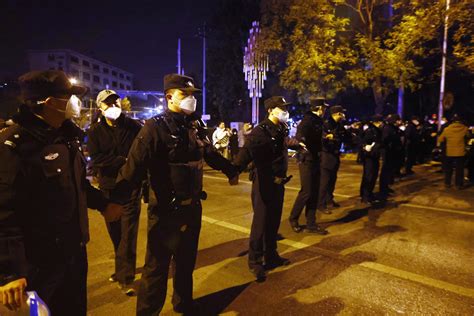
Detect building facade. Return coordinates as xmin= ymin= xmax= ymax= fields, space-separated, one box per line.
xmin=27 ymin=49 xmax=134 ymax=96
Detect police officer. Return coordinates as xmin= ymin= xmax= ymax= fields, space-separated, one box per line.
xmin=235 ymin=96 xmax=303 ymax=281
xmin=359 ymin=115 xmax=383 ymax=205
xmin=288 ymin=97 xmax=328 ymax=235
xmin=317 ymin=105 xmax=350 ymax=214
xmin=379 ymin=114 xmax=403 ymax=198
xmin=114 ymin=74 xmax=238 ymax=315
xmin=87 ymin=89 xmax=142 ymax=295
xmin=0 ymin=70 xmax=122 ymax=315
xmin=404 ymin=116 xmax=421 ymax=175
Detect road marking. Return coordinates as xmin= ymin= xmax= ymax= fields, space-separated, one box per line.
xmin=402 ymin=203 xmax=473 ymax=216
xmin=203 ymin=174 xmax=352 ymax=198
xmin=359 ymin=262 xmax=474 ymax=298
xmin=203 ymin=175 xmax=473 ymax=216
xmin=201 ymin=215 xmax=474 ymax=299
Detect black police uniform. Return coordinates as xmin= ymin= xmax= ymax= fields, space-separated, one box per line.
xmin=289 ymin=111 xmax=323 ymax=229
xmin=318 ymin=116 xmax=350 ymax=211
xmin=405 ymin=121 xmax=420 ymax=174
xmin=379 ymin=122 xmax=402 ymax=197
xmin=235 ymin=117 xmax=300 ymax=272
xmin=87 ymin=114 xmax=142 ymax=285
xmin=360 ymin=123 xmax=382 ymax=203
xmin=0 ymin=106 xmax=109 ymax=315
xmin=114 ymin=109 xmax=237 ymax=315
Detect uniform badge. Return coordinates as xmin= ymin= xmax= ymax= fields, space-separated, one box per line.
xmin=44 ymin=153 xmax=59 ymax=161
xmin=187 ymin=81 xmax=194 ymax=87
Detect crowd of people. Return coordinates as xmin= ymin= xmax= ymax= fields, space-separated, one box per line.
xmin=0 ymin=70 xmax=472 ymax=315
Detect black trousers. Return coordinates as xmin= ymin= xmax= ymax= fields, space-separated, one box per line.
xmin=443 ymin=156 xmax=465 ymax=187
xmin=289 ymin=158 xmax=320 ymax=226
xmin=360 ymin=156 xmax=380 ymax=202
xmin=318 ymin=155 xmax=340 ymax=210
xmin=249 ymin=173 xmax=285 ymax=268
xmin=379 ymin=154 xmax=396 ymax=195
xmin=103 ymin=187 xmax=141 ymax=284
xmin=29 ymin=245 xmax=87 ymax=316
xmin=137 ymin=203 xmax=202 ymax=316
xmin=405 ymin=143 xmax=418 ymax=172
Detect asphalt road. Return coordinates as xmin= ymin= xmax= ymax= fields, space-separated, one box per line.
xmin=86 ymin=158 xmax=474 ymax=315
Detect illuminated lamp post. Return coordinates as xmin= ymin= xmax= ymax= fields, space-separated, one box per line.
xmin=243 ymin=21 xmax=269 ymax=124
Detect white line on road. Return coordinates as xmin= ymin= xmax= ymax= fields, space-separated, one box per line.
xmin=203 ymin=175 xmax=474 ymax=217
xmin=201 ymin=215 xmax=474 ymax=299
xmin=203 ymin=174 xmax=352 ymax=198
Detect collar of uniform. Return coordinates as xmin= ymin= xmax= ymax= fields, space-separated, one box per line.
xmin=100 ymin=113 xmax=125 ymax=128
xmin=165 ymin=110 xmax=187 ymax=126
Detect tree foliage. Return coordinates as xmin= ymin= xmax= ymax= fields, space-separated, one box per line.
xmin=260 ymin=0 xmax=472 ymax=113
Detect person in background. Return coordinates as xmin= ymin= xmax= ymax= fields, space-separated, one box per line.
xmin=289 ymin=96 xmax=328 ymax=235
xmin=437 ymin=114 xmax=469 ymax=189
xmin=234 ymin=96 xmax=304 ymax=281
xmin=213 ymin=121 xmax=231 ymax=159
xmin=87 ymin=89 xmax=142 ymax=296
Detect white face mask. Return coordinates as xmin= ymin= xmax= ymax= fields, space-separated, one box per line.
xmin=65 ymin=95 xmax=82 ymax=119
xmin=41 ymin=95 xmax=82 ymax=119
xmin=275 ymin=110 xmax=289 ymax=123
xmin=103 ymin=106 xmax=122 ymax=120
xmin=179 ymin=95 xmax=197 ymax=115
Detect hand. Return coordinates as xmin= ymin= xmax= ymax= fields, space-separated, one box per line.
xmin=364 ymin=145 xmax=373 ymax=152
xmin=229 ymin=174 xmax=239 ymax=186
xmin=0 ymin=278 xmax=27 ymax=311
xmin=469 ymin=139 xmax=474 ymax=146
xmin=102 ymin=203 xmax=123 ymax=222
xmin=325 ymin=134 xmax=334 ymax=140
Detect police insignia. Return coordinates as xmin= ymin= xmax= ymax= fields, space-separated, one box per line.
xmin=187 ymin=81 xmax=194 ymax=87
xmin=44 ymin=153 xmax=59 ymax=160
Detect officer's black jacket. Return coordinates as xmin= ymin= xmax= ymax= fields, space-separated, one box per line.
xmin=405 ymin=122 xmax=420 ymax=147
xmin=87 ymin=114 xmax=142 ymax=190
xmin=234 ymin=118 xmax=300 ymax=181
xmin=321 ymin=117 xmax=352 ymax=155
xmin=295 ymin=111 xmax=324 ymax=160
xmin=115 ymin=110 xmax=237 ymax=210
xmin=0 ymin=107 xmax=108 ymax=285
xmin=382 ymin=123 xmax=403 ymax=155
xmin=361 ymin=123 xmax=383 ymax=159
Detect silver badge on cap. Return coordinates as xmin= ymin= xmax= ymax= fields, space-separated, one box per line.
xmin=187 ymin=81 xmax=194 ymax=87
xmin=45 ymin=153 xmax=59 ymax=161
xmin=282 ymin=98 xmax=286 ymax=103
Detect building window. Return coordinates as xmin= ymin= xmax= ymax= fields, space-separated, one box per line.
xmin=93 ymin=75 xmax=100 ymax=83
xmin=70 ymin=56 xmax=79 ymax=63
xmin=82 ymin=60 xmax=90 ymax=67
xmin=126 ymin=85 xmax=131 ymax=90
xmin=57 ymin=55 xmax=64 ymax=59
xmin=125 ymin=75 xmax=131 ymax=81
xmin=112 ymin=81 xmax=117 ymax=87
xmin=58 ymin=66 xmax=63 ymax=71
xmin=71 ymin=69 xmax=79 ymax=76
xmin=93 ymin=64 xmax=100 ymax=71
xmin=119 ymin=83 xmax=124 ymax=89
xmin=119 ymin=73 xmax=124 ymax=79
xmin=103 ymin=67 xmax=109 ymax=74
xmin=103 ymin=78 xmax=109 ymax=85
xmin=83 ymin=72 xmax=91 ymax=80
xmin=93 ymin=89 xmax=100 ymax=94
xmin=112 ymin=70 xmax=117 ymax=77
xmin=48 ymin=54 xmax=55 ymax=61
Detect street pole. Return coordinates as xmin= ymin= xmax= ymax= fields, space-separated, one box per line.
xmin=202 ymin=23 xmax=207 ymax=117
xmin=438 ymin=0 xmax=450 ymax=131
xmin=177 ymin=38 xmax=182 ymax=75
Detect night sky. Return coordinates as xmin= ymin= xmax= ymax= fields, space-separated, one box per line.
xmin=0 ymin=0 xmax=219 ymax=90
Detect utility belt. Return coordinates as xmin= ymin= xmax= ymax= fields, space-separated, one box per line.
xmin=169 ymin=190 xmax=207 ymax=211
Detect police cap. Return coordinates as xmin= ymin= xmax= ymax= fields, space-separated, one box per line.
xmin=164 ymin=73 xmax=201 ymax=93
xmin=19 ymin=70 xmax=88 ymax=101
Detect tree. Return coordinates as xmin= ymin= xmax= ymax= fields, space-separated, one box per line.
xmin=260 ymin=0 xmax=471 ymax=114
